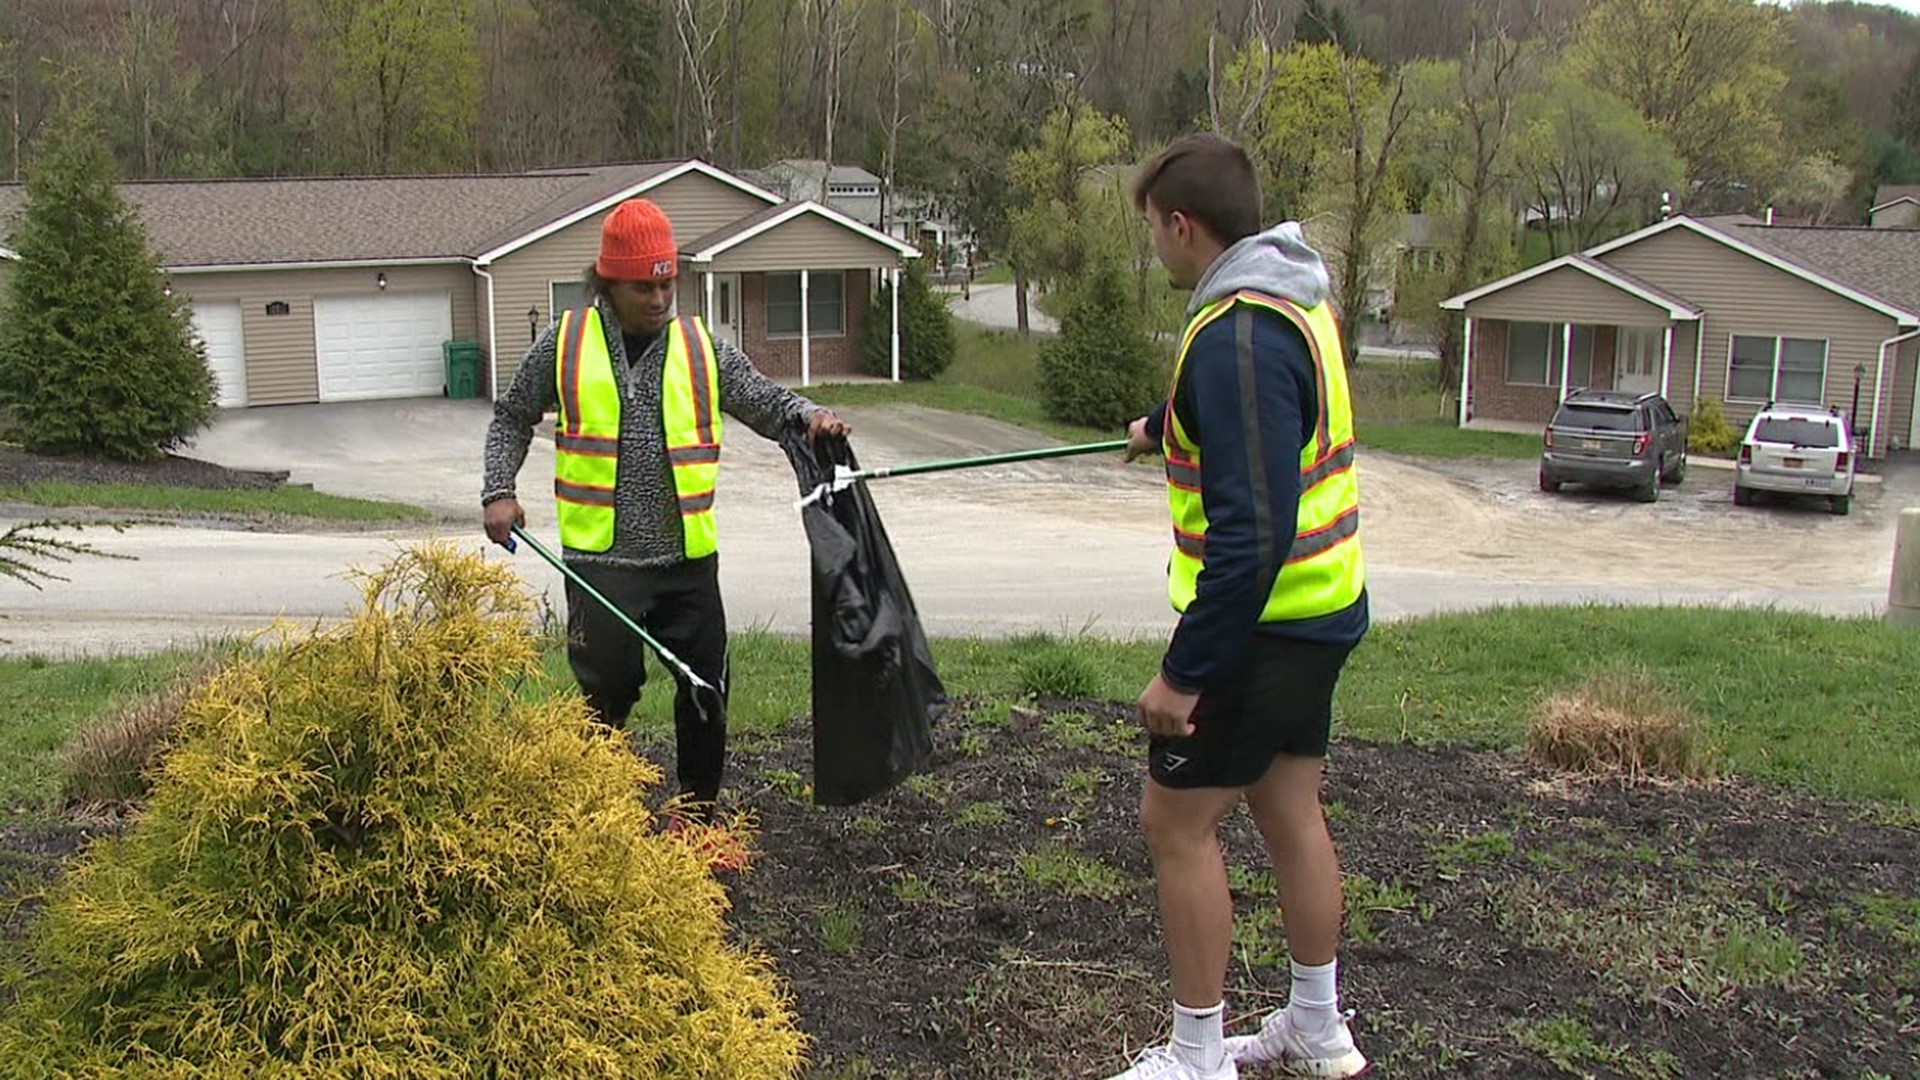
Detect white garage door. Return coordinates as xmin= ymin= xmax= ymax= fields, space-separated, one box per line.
xmin=314 ymin=291 xmax=453 ymax=402
xmin=189 ymin=300 xmax=247 ymax=407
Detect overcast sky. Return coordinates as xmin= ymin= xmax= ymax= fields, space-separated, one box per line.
xmin=1769 ymin=0 xmax=1920 ymax=14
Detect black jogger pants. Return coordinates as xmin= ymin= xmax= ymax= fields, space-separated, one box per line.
xmin=563 ymin=555 xmax=730 ymax=807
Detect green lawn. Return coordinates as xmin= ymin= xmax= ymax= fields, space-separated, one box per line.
xmin=807 ymin=324 xmax=1120 ymax=445
xmin=19 ymin=607 xmax=1919 ymax=810
xmin=1356 ymin=420 xmax=1540 ymax=459
xmin=822 ymin=327 xmax=1535 ymax=461
xmin=0 ymin=481 xmax=432 ymax=523
xmin=0 ymin=651 xmax=203 ymax=808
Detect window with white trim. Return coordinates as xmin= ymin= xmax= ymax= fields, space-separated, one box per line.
xmin=1507 ymin=322 xmax=1592 ymax=386
xmin=766 ymin=271 xmax=846 ymax=337
xmin=1728 ymin=335 xmax=1828 ymax=404
xmin=549 ymin=281 xmax=587 ymax=322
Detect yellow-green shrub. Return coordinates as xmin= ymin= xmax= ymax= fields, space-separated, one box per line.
xmin=0 ymin=544 xmax=806 ymax=1078
xmin=1688 ymin=396 xmax=1741 ymax=456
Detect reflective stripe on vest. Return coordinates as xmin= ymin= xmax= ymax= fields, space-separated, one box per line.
xmin=1162 ymin=291 xmax=1364 ymax=623
xmin=553 ymin=307 xmax=725 ymax=556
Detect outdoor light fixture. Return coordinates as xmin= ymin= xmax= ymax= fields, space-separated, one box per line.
xmin=528 ymin=305 xmax=540 ymax=342
xmin=161 ymin=283 xmax=172 ymax=297
xmin=376 ymin=271 xmax=388 ymax=291
xmin=1852 ymin=363 xmax=1867 ymax=439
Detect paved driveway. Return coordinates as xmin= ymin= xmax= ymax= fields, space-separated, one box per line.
xmin=1 ymin=400 xmax=1903 ymax=657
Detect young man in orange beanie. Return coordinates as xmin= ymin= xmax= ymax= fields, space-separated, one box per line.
xmin=482 ymin=197 xmax=849 ymax=823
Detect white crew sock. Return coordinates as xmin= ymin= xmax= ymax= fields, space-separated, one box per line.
xmin=1287 ymin=957 xmax=1340 ymax=1028
xmin=1172 ymin=999 xmax=1226 ymax=1072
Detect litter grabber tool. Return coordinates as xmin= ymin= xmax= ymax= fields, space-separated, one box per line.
xmin=793 ymin=438 xmax=1132 ymax=509
xmin=505 ymin=523 xmax=725 ymax=723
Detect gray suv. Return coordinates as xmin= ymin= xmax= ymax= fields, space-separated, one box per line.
xmin=1539 ymin=390 xmax=1690 ymax=503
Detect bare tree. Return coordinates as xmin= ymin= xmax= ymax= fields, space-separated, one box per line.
xmin=673 ymin=0 xmax=727 ymax=160
xmin=816 ymin=0 xmax=858 ymax=194
xmin=1430 ymin=0 xmax=1546 ymax=393
xmin=879 ymin=0 xmax=924 ymax=235
xmin=1209 ymin=0 xmax=1291 ymax=137
xmin=1330 ymin=60 xmax=1416 ymax=365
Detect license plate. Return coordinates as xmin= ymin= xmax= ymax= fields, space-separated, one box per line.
xmin=1582 ymin=439 xmax=1604 ymax=451
xmin=1803 ymin=477 xmax=1831 ymax=490
xmin=1783 ymin=456 xmax=1804 ymax=468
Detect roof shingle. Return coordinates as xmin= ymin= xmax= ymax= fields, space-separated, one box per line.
xmin=1715 ymin=220 xmax=1920 ymax=317
xmin=0 ymin=161 xmax=687 ymax=268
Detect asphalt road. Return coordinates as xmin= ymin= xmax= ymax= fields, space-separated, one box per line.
xmin=0 ymin=400 xmax=1901 ymax=658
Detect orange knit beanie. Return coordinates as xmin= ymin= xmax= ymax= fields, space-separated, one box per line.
xmin=597 ymin=198 xmax=679 ymax=280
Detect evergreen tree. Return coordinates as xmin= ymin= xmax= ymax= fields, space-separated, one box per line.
xmin=1896 ymin=51 xmax=1920 ymax=151
xmin=860 ymin=259 xmax=957 ymax=381
xmin=0 ymin=102 xmax=214 ymax=461
xmin=1038 ymin=259 xmax=1164 ymax=430
xmin=1296 ymin=0 xmax=1358 ymax=53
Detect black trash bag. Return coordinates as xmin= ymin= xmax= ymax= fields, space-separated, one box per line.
xmin=780 ymin=429 xmax=944 ymax=806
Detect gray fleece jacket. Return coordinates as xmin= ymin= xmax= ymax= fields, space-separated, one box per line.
xmin=1185 ymin=221 xmax=1332 ymax=317
xmin=482 ymin=297 xmax=820 ymax=568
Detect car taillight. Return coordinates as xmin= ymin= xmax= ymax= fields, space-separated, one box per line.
xmin=1544 ymin=428 xmax=1554 ymax=449
xmin=1739 ymin=445 xmax=1752 ymax=464
xmin=1836 ymin=451 xmax=1850 ymax=471
xmin=1633 ymin=434 xmax=1650 ymax=454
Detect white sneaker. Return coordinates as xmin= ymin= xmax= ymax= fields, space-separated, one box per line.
xmin=1221 ymin=1008 xmax=1368 ymax=1077
xmin=1105 ymin=1043 xmax=1239 ymax=1080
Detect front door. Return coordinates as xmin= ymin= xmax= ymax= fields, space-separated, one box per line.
xmin=710 ymin=273 xmax=742 ymax=348
xmin=1616 ymin=327 xmax=1663 ymax=395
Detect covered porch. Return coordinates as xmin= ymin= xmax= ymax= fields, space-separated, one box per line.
xmin=682 ymin=202 xmax=920 ymax=385
xmin=1442 ymin=254 xmax=1704 ymax=426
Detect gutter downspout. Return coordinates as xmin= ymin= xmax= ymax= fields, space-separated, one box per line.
xmin=1873 ymin=324 xmax=1920 ymax=458
xmin=1458 ymin=315 xmax=1475 ymax=427
xmin=1660 ymin=323 xmax=1674 ymax=399
xmin=1692 ymin=320 xmax=1707 ymax=414
xmin=472 ymin=262 xmax=498 ymax=401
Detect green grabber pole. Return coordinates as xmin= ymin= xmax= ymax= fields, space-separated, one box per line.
xmin=506 ymin=523 xmax=724 ymax=723
xmin=794 ymin=438 xmax=1132 ymax=509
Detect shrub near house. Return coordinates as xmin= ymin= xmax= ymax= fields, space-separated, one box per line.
xmin=0 ymin=105 xmax=214 ymax=462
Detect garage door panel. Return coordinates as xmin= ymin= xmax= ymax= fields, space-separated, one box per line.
xmin=189 ymin=300 xmax=246 ymax=407
xmin=315 ymin=292 xmax=453 ymax=402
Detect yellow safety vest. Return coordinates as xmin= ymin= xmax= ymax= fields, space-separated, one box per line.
xmin=553 ymin=307 xmax=723 ymax=557
xmin=1164 ymin=290 xmax=1363 ymax=622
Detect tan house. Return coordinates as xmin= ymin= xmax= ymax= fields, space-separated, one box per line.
xmin=1441 ymin=214 xmax=1920 ymax=459
xmin=0 ymin=160 xmax=920 ymax=408
xmin=1870 ymin=185 xmax=1920 ymax=229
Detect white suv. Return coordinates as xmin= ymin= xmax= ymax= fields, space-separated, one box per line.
xmin=1732 ymin=403 xmax=1857 ymax=516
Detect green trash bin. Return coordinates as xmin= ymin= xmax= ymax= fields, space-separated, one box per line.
xmin=442 ymin=340 xmax=483 ymax=400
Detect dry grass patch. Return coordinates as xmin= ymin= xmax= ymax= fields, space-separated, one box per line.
xmin=1529 ymin=667 xmax=1719 ymax=782
xmin=57 ymin=657 xmax=222 ymax=810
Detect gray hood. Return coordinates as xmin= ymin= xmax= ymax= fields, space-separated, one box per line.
xmin=1187 ymin=222 xmax=1331 ymax=317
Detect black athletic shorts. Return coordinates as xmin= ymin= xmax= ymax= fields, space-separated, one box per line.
xmin=1148 ymin=635 xmax=1357 ymax=790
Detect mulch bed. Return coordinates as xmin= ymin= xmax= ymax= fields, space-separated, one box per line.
xmin=695 ymin=699 xmax=1920 ymax=1079
xmin=4 ymin=697 xmax=1914 ymax=1079
xmin=0 ymin=446 xmax=287 ymax=491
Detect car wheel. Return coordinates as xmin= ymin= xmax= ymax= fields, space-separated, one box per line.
xmin=1664 ymin=457 xmax=1687 ymax=485
xmin=1539 ymin=469 xmax=1560 ymax=494
xmin=1830 ymin=494 xmax=1850 ymax=516
xmin=1733 ymin=485 xmax=1753 ymax=507
xmin=1636 ymin=471 xmax=1660 ymax=503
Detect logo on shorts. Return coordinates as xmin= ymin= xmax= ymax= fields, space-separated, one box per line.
xmin=652 ymin=259 xmax=674 ymax=277
xmin=1159 ymin=753 xmax=1189 ymax=772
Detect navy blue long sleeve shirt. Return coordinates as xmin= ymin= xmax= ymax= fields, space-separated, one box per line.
xmin=1148 ymin=306 xmax=1368 ymax=691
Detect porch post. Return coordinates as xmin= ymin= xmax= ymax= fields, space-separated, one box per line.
xmin=704 ymin=270 xmax=715 ymax=323
xmin=890 ymin=265 xmax=902 ymax=382
xmin=1660 ymin=323 xmax=1674 ymax=399
xmin=800 ymin=269 xmax=812 ymax=387
xmin=1559 ymin=322 xmax=1573 ymax=401
xmin=1458 ymin=316 xmax=1475 ymax=427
